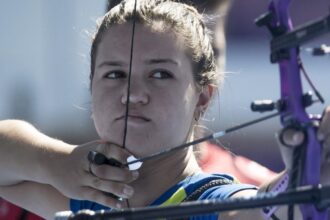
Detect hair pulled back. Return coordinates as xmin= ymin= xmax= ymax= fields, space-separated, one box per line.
xmin=90 ymin=0 xmax=222 ymax=89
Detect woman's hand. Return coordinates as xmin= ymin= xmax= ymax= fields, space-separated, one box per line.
xmin=278 ymin=106 xmax=330 ymax=184
xmin=47 ymin=141 xmax=139 ymax=209
xmin=320 ymin=107 xmax=330 ymax=184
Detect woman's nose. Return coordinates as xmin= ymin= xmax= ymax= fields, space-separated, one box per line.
xmin=121 ymin=82 xmax=149 ymax=105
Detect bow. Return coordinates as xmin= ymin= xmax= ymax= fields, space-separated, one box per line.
xmin=55 ymin=0 xmax=330 ymax=219
xmin=255 ymin=0 xmax=328 ymax=219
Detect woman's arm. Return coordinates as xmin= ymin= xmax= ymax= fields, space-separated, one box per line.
xmin=220 ymin=107 xmax=330 ymax=219
xmin=0 ymin=182 xmax=68 ymax=219
xmin=0 ymin=120 xmax=73 ymax=218
xmin=0 ymin=120 xmax=138 ymax=217
xmin=0 ymin=120 xmax=74 ymax=186
xmin=220 ymin=171 xmax=302 ymax=220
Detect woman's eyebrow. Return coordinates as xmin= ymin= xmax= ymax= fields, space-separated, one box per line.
xmin=97 ymin=59 xmax=179 ymax=68
xmin=145 ymin=58 xmax=179 ymax=66
xmin=98 ymin=61 xmax=126 ymax=68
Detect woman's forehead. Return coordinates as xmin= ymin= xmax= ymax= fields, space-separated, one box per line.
xmin=95 ymin=22 xmax=190 ymax=65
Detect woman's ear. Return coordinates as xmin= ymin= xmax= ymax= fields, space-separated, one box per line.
xmin=197 ymin=85 xmax=214 ymax=109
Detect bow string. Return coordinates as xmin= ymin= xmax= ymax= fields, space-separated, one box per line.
xmin=121 ymin=0 xmax=139 ymax=209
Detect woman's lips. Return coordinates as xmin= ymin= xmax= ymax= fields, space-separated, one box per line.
xmin=116 ymin=115 xmax=151 ymax=124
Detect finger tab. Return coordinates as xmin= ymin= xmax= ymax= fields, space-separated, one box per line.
xmin=107 ymin=158 xmax=124 ymax=167
xmin=88 ymin=151 xmax=107 ymax=165
xmin=103 ymin=144 xmax=131 ymax=164
xmin=127 ymin=155 xmax=143 ymax=170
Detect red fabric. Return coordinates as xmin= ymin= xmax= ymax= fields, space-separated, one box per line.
xmin=200 ymin=142 xmax=277 ymax=186
xmin=0 ymin=199 xmax=43 ymax=220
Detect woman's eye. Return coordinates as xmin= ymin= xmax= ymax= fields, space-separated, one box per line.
xmin=151 ymin=71 xmax=173 ymax=79
xmin=104 ymin=71 xmax=126 ymax=79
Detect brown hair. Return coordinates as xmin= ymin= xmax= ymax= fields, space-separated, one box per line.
xmin=90 ymin=0 xmax=223 ymax=90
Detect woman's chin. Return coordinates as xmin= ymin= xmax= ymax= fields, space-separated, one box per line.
xmin=124 ymin=143 xmax=163 ymax=159
xmin=125 ymin=147 xmax=152 ymax=158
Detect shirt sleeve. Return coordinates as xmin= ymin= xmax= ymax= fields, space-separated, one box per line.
xmin=199 ymin=183 xmax=258 ymax=200
xmin=188 ymin=184 xmax=257 ymax=220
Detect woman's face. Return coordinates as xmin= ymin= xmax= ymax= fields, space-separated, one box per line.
xmin=92 ymin=22 xmax=206 ymax=158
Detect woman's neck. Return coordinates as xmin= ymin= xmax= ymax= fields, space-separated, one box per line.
xmin=127 ymin=148 xmax=201 ymax=207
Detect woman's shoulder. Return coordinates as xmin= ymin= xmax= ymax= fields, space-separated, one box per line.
xmin=152 ymin=173 xmax=257 ymax=206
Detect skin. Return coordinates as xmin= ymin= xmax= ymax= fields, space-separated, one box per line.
xmin=0 ymin=21 xmax=329 ymax=220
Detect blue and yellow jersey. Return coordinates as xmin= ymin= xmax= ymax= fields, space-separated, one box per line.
xmin=71 ymin=173 xmax=257 ymax=219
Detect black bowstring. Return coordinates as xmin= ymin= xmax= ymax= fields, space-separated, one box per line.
xmin=122 ymin=0 xmax=138 ymax=209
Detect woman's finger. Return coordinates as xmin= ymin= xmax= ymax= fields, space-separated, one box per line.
xmin=89 ymin=164 xmax=139 ymax=182
xmin=95 ymin=143 xmax=132 ymax=165
xmin=80 ymin=186 xmax=128 ymax=209
xmin=318 ymin=107 xmax=330 ymax=163
xmin=318 ymin=106 xmax=330 ymax=142
xmin=84 ymin=173 xmax=134 ymax=199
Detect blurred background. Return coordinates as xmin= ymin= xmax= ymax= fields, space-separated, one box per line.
xmin=1 ymin=0 xmax=329 ymax=173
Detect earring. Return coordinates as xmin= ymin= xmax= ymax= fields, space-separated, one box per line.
xmin=194 ymin=108 xmax=204 ymax=121
xmin=194 ymin=113 xmax=199 ymax=121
